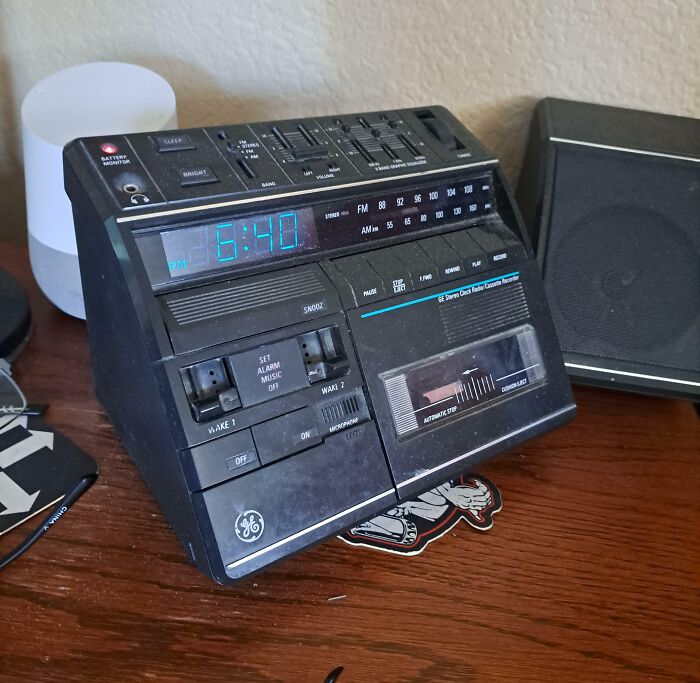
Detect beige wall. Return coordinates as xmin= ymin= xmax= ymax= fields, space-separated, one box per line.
xmin=1 ymin=0 xmax=698 ymax=243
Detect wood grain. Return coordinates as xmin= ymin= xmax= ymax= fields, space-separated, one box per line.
xmin=1 ymin=242 xmax=698 ymax=683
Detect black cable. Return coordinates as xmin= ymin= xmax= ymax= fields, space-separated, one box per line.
xmin=0 ymin=473 xmax=97 ymax=571
xmin=324 ymin=666 xmax=344 ymax=683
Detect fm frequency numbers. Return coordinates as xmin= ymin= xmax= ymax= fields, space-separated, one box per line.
xmin=316 ymin=176 xmax=494 ymax=244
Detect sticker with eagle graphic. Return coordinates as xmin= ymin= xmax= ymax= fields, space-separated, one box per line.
xmin=338 ymin=473 xmax=501 ymax=556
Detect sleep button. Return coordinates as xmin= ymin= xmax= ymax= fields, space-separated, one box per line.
xmin=179 ymin=166 xmax=219 ymax=187
xmin=152 ymin=133 xmax=196 ymax=153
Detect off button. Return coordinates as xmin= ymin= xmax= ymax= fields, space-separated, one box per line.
xmin=227 ymin=338 xmax=310 ymax=407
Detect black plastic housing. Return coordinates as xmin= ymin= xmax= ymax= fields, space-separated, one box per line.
xmin=65 ymin=106 xmax=575 ymax=583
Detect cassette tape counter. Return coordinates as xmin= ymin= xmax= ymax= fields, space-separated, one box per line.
xmin=64 ymin=106 xmax=575 ymax=583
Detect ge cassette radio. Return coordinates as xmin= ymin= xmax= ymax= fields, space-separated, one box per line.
xmin=64 ymin=106 xmax=575 ymax=583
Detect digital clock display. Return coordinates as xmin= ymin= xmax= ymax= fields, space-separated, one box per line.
xmin=160 ymin=208 xmax=318 ymax=277
xmin=138 ymin=175 xmax=495 ymax=286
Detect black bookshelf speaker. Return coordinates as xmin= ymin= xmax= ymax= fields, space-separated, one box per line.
xmin=517 ymin=98 xmax=700 ymax=401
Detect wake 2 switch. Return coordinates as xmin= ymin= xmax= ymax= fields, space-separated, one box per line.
xmin=64 ymin=106 xmax=575 ymax=583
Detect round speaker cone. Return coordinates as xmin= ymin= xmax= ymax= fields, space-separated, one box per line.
xmin=550 ymin=206 xmax=700 ymax=352
xmin=0 ymin=268 xmax=32 ymax=362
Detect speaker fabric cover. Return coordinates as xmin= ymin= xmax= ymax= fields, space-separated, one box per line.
xmin=517 ymin=98 xmax=700 ymax=400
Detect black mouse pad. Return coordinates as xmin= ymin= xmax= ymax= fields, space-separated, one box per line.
xmin=0 ymin=415 xmax=97 ymax=535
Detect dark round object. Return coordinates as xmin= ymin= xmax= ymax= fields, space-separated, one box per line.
xmin=0 ymin=268 xmax=31 ymax=361
xmin=550 ymin=206 xmax=700 ymax=352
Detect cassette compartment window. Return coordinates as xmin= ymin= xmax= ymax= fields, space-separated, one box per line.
xmin=381 ymin=325 xmax=546 ymax=440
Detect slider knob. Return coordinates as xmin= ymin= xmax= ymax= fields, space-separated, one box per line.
xmin=422 ymin=117 xmax=457 ymax=150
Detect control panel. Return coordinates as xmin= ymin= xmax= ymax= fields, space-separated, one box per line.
xmin=77 ymin=107 xmax=484 ymax=213
xmin=64 ymin=106 xmax=575 ymax=584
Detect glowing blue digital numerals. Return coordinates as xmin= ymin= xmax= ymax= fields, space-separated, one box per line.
xmin=216 ymin=223 xmax=237 ymax=262
xmin=210 ymin=211 xmax=299 ymax=265
xmin=253 ymin=217 xmax=273 ymax=254
xmin=279 ymin=212 xmax=298 ymax=250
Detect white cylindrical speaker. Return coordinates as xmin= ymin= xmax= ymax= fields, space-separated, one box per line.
xmin=21 ymin=62 xmax=177 ymax=319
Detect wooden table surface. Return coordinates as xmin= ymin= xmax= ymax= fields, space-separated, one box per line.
xmin=0 ymin=242 xmax=698 ymax=683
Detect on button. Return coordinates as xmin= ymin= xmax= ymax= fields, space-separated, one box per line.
xmin=252 ymin=407 xmax=322 ymax=465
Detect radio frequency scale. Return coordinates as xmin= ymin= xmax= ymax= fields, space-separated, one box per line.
xmin=64 ymin=106 xmax=575 ymax=583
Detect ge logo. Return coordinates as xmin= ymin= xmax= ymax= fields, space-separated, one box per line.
xmin=234 ymin=510 xmax=264 ymax=543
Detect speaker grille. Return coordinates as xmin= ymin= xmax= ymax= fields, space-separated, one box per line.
xmin=544 ymin=146 xmax=700 ymax=373
xmin=321 ymin=394 xmax=361 ymax=425
xmin=165 ymin=269 xmax=324 ymax=326
xmin=440 ymin=278 xmax=529 ymax=345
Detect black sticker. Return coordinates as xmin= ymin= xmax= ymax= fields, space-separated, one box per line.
xmin=0 ymin=416 xmax=97 ymax=535
xmin=338 ymin=473 xmax=501 ymax=556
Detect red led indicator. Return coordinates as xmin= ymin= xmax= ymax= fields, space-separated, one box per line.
xmin=100 ymin=142 xmax=118 ymax=155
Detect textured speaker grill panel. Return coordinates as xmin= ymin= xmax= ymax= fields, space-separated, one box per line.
xmin=440 ymin=278 xmax=528 ymax=345
xmin=544 ymin=146 xmax=700 ymax=373
xmin=166 ymin=269 xmax=324 ymax=326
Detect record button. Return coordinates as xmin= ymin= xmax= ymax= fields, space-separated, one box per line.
xmin=490 ymin=222 xmax=528 ymax=262
xmin=469 ymin=226 xmax=525 ymax=266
